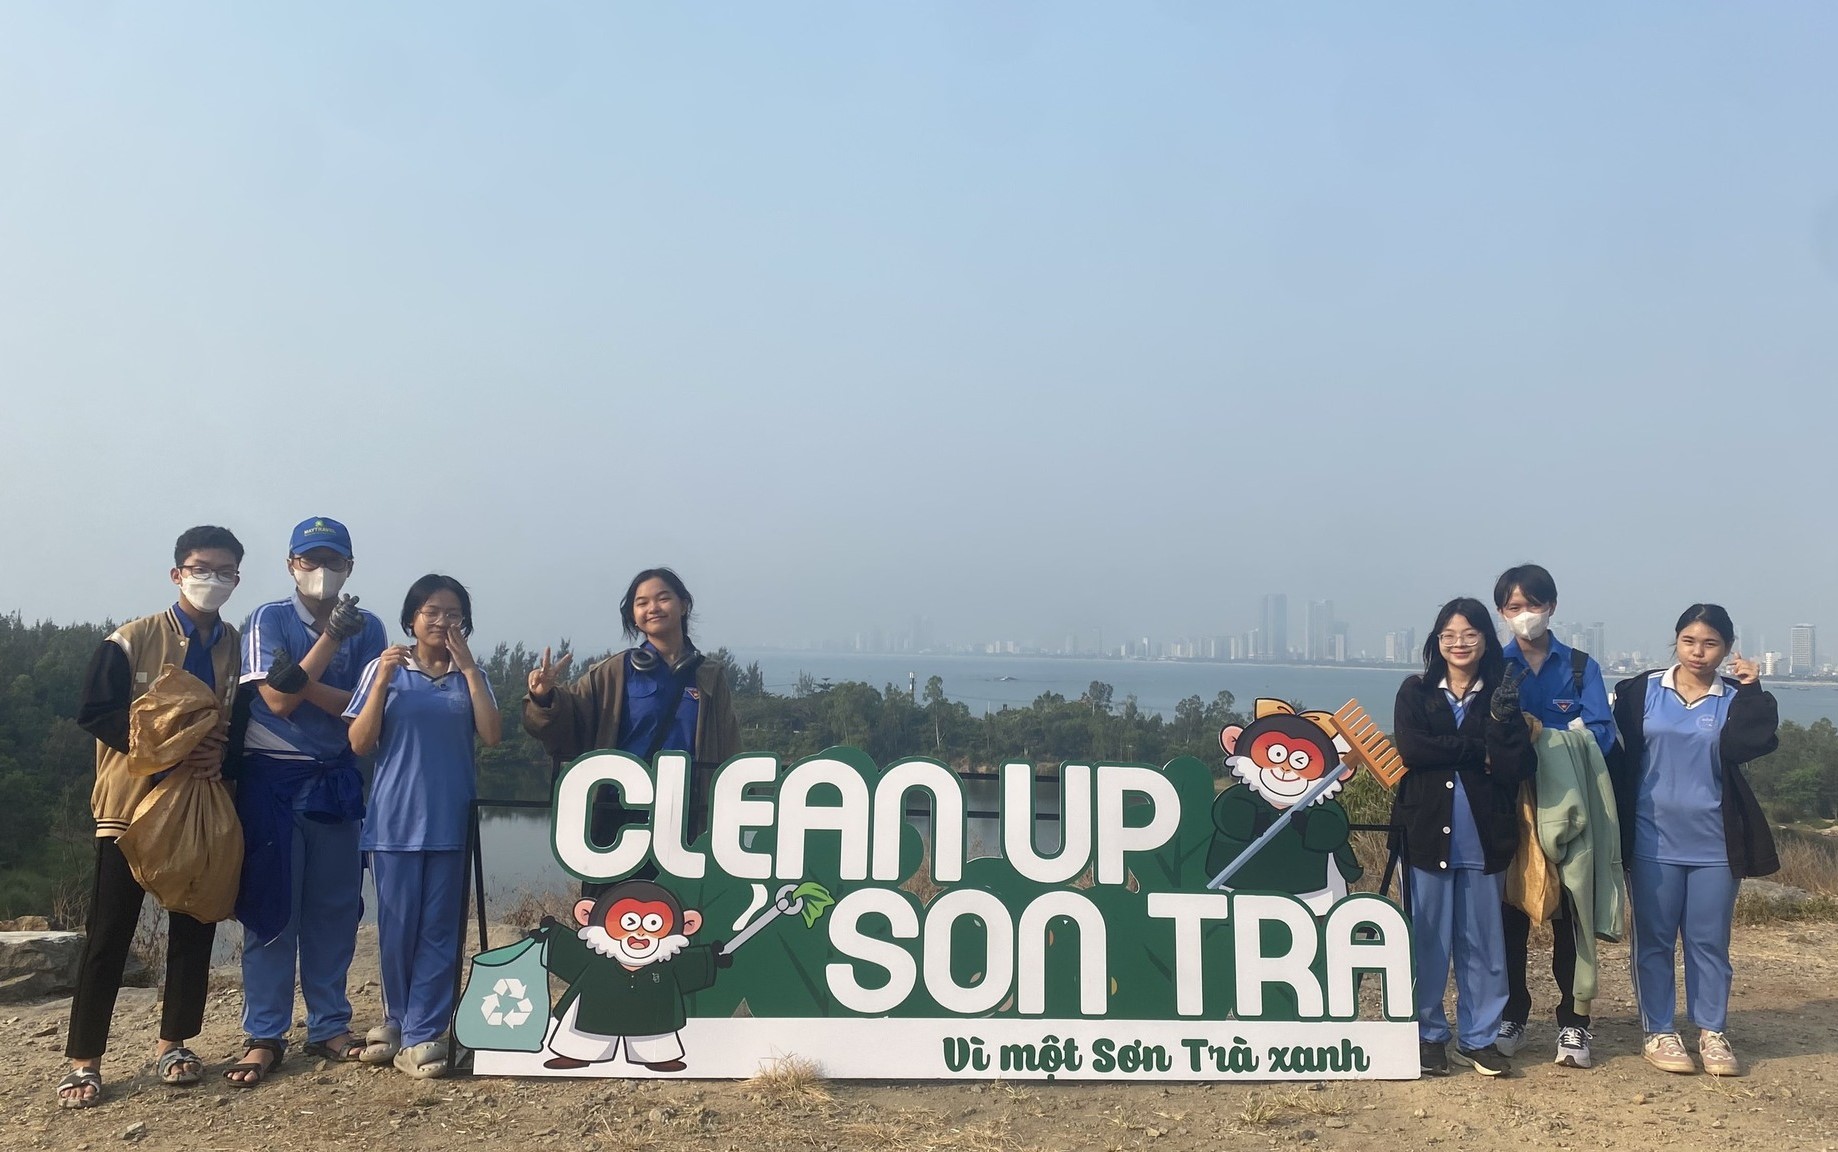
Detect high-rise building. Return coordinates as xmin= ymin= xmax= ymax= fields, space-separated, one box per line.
xmin=1790 ymin=625 xmax=1817 ymax=676
xmin=1304 ymin=600 xmax=1334 ymax=662
xmin=1260 ymin=594 xmax=1289 ymax=661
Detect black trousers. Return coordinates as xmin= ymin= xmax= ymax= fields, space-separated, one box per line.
xmin=65 ymin=837 xmax=217 ymax=1060
xmin=1502 ymin=888 xmax=1590 ymax=1030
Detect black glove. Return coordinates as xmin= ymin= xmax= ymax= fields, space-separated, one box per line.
xmin=1489 ymin=664 xmax=1528 ymax=722
xmin=324 ymin=594 xmax=365 ymax=641
xmin=711 ymin=941 xmax=735 ymax=968
xmin=267 ymin=646 xmax=308 ymax=694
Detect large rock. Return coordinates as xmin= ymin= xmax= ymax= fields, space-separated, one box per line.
xmin=0 ymin=930 xmax=85 ymax=1001
xmin=1739 ymin=878 xmax=1813 ymax=909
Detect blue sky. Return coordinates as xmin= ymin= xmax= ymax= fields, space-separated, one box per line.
xmin=2 ymin=2 xmax=1835 ymax=660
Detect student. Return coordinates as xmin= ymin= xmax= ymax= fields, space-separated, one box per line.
xmin=1492 ymin=563 xmax=1614 ymax=1069
xmin=344 ymin=575 xmax=503 ymax=1078
xmin=56 ymin=527 xmax=246 ymax=1108
xmin=1391 ymin=597 xmax=1535 ymax=1077
xmin=523 ymin=567 xmax=741 ymax=889
xmin=226 ymin=517 xmax=387 ymax=1086
xmin=1611 ymin=604 xmax=1777 ymax=1077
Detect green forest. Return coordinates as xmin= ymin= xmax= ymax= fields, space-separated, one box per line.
xmin=4 ymin=615 xmax=1837 ymax=919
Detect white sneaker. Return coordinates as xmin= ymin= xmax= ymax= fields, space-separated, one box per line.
xmin=1554 ymin=1025 xmax=1593 ymax=1069
xmin=1495 ymin=1020 xmax=1527 ymax=1057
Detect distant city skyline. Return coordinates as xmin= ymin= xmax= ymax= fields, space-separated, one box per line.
xmin=775 ymin=597 xmax=1832 ymax=678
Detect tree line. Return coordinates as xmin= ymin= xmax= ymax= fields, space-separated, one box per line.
xmin=3 ymin=617 xmax=1836 ymax=917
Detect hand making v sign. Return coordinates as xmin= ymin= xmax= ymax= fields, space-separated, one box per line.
xmin=528 ymin=646 xmax=574 ymax=704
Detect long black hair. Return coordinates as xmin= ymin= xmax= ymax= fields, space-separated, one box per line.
xmin=1674 ymin=603 xmax=1735 ymax=647
xmin=1421 ymin=596 xmax=1506 ymax=689
xmin=621 ymin=567 xmax=694 ymax=646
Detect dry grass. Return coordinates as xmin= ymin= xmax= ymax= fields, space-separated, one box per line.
xmin=501 ymin=883 xmax=580 ymax=930
xmin=1735 ymin=836 xmax=1838 ymax=924
xmin=746 ymin=1054 xmax=833 ymax=1109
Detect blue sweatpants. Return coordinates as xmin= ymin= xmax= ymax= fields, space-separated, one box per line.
xmin=1410 ymin=867 xmax=1508 ymax=1050
xmin=241 ymin=812 xmax=363 ymax=1043
xmin=371 ymin=850 xmax=467 ymax=1046
xmin=1629 ymin=858 xmax=1740 ymax=1034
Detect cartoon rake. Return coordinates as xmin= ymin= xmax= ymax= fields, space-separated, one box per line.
xmin=718 ymin=882 xmax=836 ymax=955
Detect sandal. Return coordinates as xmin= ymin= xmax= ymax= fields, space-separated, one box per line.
xmin=157 ymin=1046 xmax=204 ymax=1086
xmin=222 ymin=1038 xmax=284 ymax=1088
xmin=393 ymin=1039 xmax=449 ymax=1080
xmin=302 ymin=1033 xmax=365 ymax=1063
xmin=359 ymin=1023 xmax=400 ymax=1066
xmin=56 ymin=1067 xmax=103 ymax=1109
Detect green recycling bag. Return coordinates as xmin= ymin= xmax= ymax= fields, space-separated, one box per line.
xmin=454 ymin=936 xmax=550 ymax=1053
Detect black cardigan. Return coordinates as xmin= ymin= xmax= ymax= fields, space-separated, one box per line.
xmin=1390 ymin=675 xmax=1535 ymax=875
xmin=1608 ymin=670 xmax=1780 ymax=878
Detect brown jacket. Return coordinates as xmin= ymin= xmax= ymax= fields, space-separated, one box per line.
xmin=521 ymin=649 xmax=741 ymax=774
xmin=86 ymin=608 xmax=241 ymax=837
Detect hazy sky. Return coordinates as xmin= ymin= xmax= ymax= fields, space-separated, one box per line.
xmin=3 ymin=2 xmax=1835 ymax=660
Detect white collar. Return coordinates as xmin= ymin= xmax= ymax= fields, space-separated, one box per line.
xmin=1438 ymin=676 xmax=1484 ymax=698
xmin=404 ymin=654 xmax=459 ymax=679
xmin=1661 ymin=664 xmax=1726 ymax=697
xmin=292 ymin=593 xmax=318 ymax=627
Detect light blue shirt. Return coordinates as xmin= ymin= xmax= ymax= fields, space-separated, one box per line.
xmin=344 ymin=654 xmax=495 ymax=852
xmin=1441 ymin=679 xmax=1486 ymax=870
xmin=240 ymin=595 xmax=388 ymax=762
xmin=1634 ymin=666 xmax=1732 ymax=866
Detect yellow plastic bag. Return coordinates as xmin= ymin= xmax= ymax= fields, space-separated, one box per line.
xmin=1505 ymin=777 xmax=1560 ymax=926
xmin=117 ymin=663 xmax=243 ymax=922
xmin=125 ymin=665 xmax=221 ymax=777
xmin=116 ymin=774 xmax=244 ymax=923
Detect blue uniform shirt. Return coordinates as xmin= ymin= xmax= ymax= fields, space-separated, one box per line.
xmin=1633 ymin=666 xmax=1732 ymax=866
xmin=615 ymin=643 xmax=702 ymax=758
xmin=1503 ymin=634 xmax=1614 ymax=757
xmin=344 ymin=655 xmax=495 ymax=852
xmin=172 ymin=602 xmax=223 ymax=692
xmin=240 ymin=595 xmax=388 ymax=762
xmin=1442 ymin=680 xmax=1487 ymax=870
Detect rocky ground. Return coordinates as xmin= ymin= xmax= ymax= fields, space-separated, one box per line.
xmin=4 ymin=921 xmax=1836 ymax=1152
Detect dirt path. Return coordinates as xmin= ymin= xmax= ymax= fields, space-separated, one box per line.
xmin=5 ymin=922 xmax=1837 ymax=1152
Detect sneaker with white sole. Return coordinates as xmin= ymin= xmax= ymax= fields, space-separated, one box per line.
xmin=1642 ymin=1031 xmax=1696 ymax=1074
xmin=1554 ymin=1025 xmax=1593 ymax=1069
xmin=1495 ymin=1020 xmax=1527 ymax=1057
xmin=1698 ymin=1030 xmax=1740 ymax=1077
xmin=1451 ymin=1043 xmax=1511 ymax=1076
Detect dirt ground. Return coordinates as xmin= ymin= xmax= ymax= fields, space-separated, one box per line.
xmin=5 ymin=921 xmax=1836 ymax=1152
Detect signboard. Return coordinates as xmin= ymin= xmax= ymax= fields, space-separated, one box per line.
xmin=461 ymin=700 xmax=1417 ymax=1081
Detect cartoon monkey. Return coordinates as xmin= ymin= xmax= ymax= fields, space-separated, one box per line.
xmin=1206 ymin=700 xmax=1364 ymax=915
xmin=533 ymin=879 xmax=731 ymax=1072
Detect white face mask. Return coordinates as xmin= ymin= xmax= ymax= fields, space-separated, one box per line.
xmin=179 ymin=574 xmax=236 ymax=613
xmin=293 ymin=565 xmax=349 ymax=600
xmin=1506 ymin=610 xmax=1551 ymax=642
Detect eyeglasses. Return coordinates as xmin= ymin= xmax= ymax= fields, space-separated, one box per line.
xmin=291 ymin=555 xmax=351 ymax=572
xmin=1437 ymin=631 xmax=1484 ymax=647
xmin=180 ymin=564 xmax=240 ymax=580
xmin=416 ymin=607 xmax=465 ymax=625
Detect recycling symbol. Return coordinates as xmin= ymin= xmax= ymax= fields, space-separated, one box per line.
xmin=479 ymin=977 xmax=534 ymax=1028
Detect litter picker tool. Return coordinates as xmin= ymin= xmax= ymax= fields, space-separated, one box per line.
xmin=718 ymin=881 xmax=835 ymax=955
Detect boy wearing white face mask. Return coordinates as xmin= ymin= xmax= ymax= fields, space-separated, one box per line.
xmin=56 ymin=526 xmax=245 ymax=1108
xmin=1491 ymin=563 xmax=1615 ymax=1071
xmin=226 ymin=516 xmax=388 ymax=1086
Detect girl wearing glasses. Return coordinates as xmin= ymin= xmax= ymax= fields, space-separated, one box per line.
xmin=1392 ymin=597 xmax=1536 ymax=1077
xmin=343 ymin=575 xmax=503 ymax=1078
xmin=1610 ymin=604 xmax=1777 ymax=1077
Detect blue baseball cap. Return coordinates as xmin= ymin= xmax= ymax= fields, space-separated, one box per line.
xmin=289 ymin=516 xmax=354 ymax=558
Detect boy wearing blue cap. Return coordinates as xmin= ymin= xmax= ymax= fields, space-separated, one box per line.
xmin=224 ymin=517 xmax=387 ymax=1086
